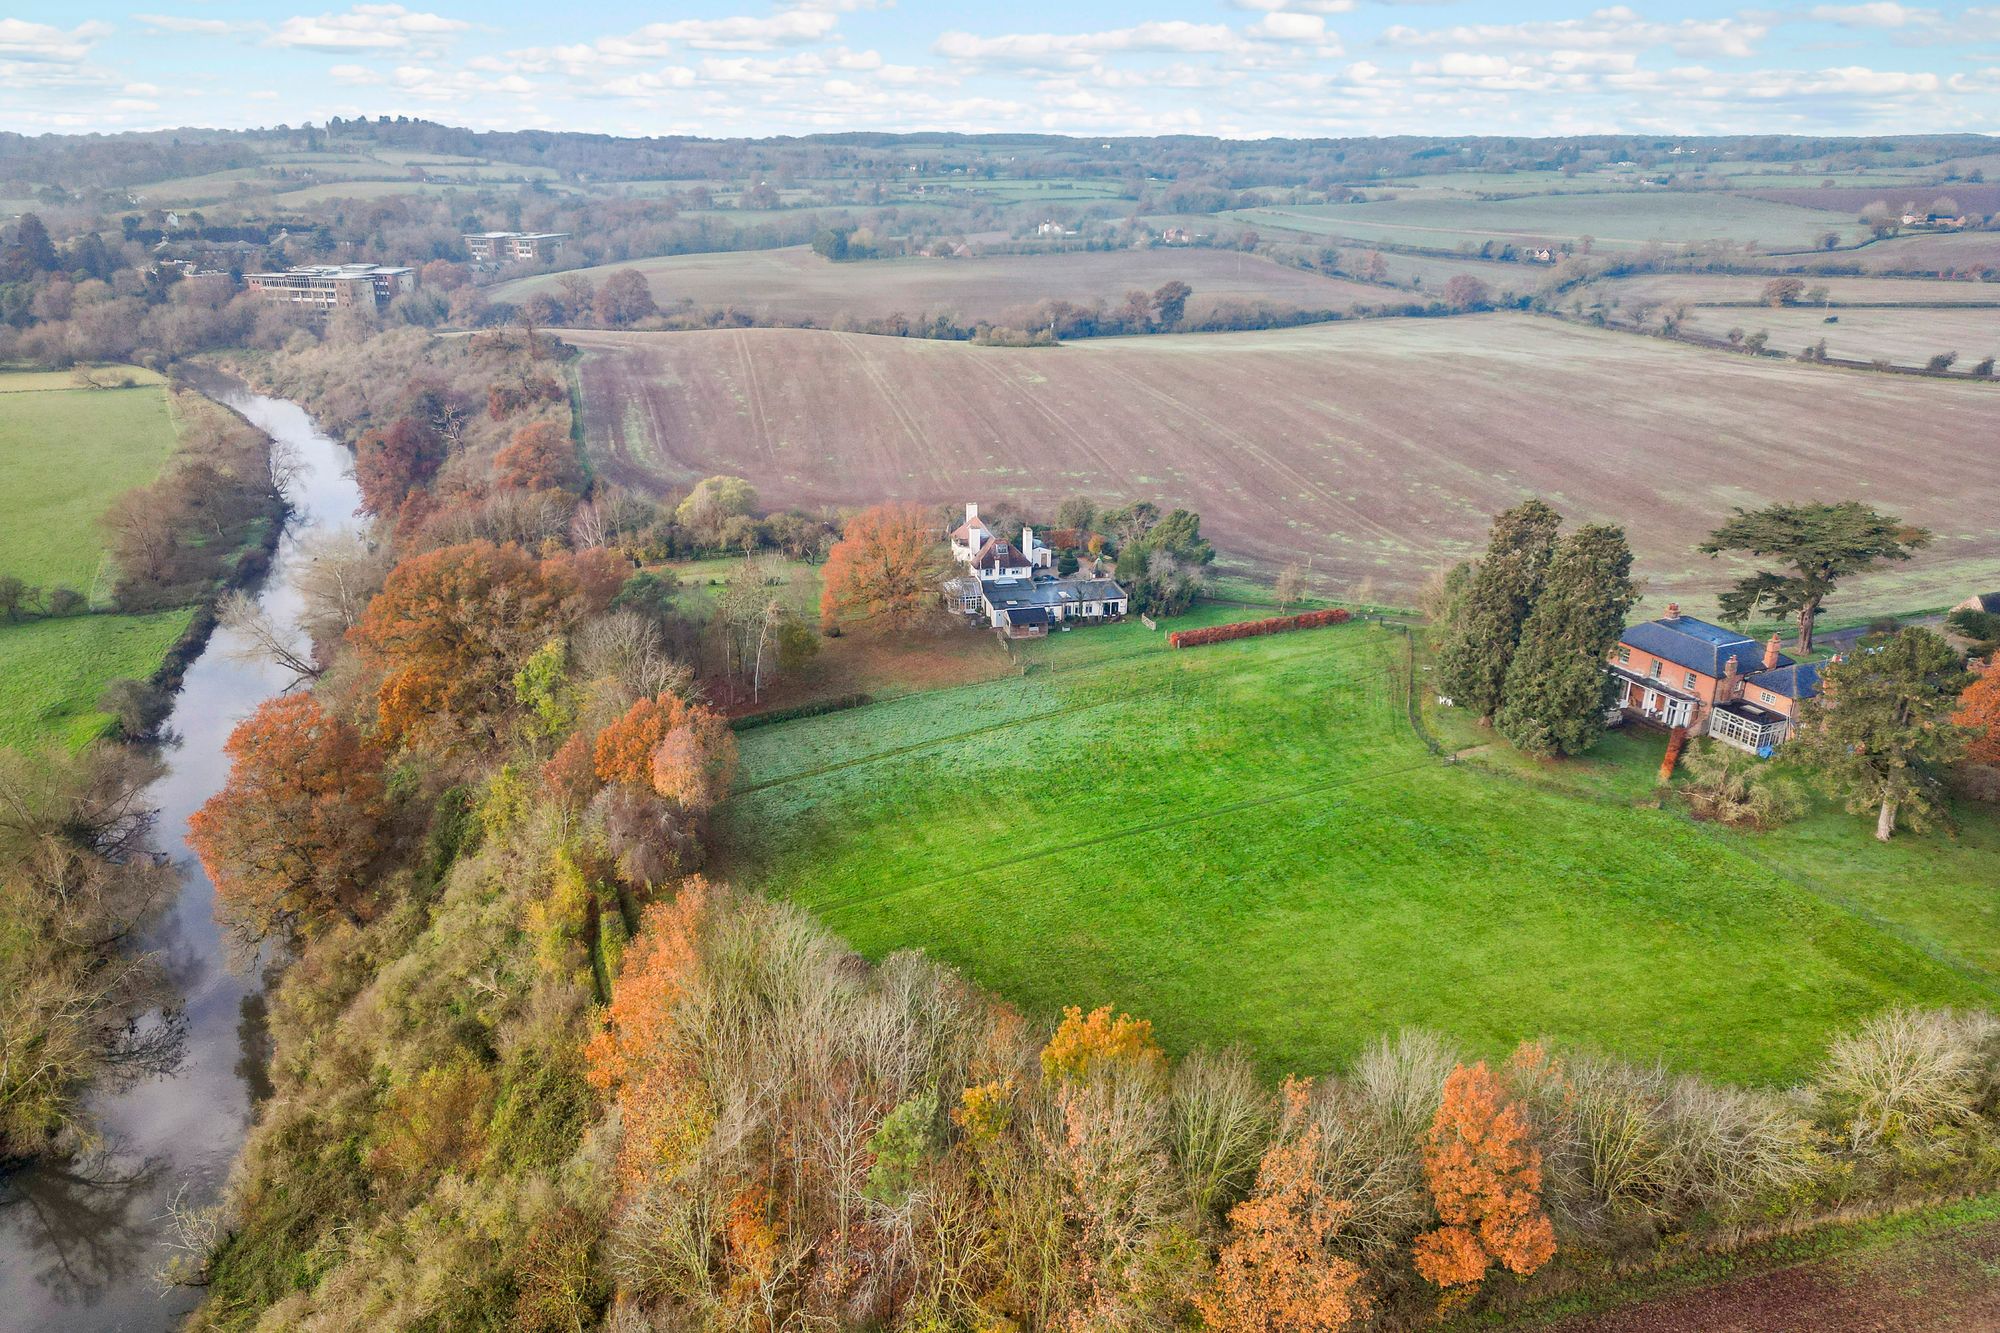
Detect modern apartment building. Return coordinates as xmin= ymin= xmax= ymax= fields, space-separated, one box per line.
xmin=463 ymin=231 xmax=570 ymax=263
xmin=243 ymin=264 xmax=417 ymax=313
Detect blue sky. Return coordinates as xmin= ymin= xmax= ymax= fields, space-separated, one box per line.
xmin=2 ymin=0 xmax=1997 ymax=138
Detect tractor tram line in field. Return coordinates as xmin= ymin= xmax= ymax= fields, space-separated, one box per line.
xmin=729 ymin=626 xmax=1402 ymax=795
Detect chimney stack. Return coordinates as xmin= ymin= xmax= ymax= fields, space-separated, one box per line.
xmin=1764 ymin=634 xmax=1781 ymax=670
xmin=966 ymin=502 xmax=980 ymax=528
xmin=1664 ymin=602 xmax=1680 ymax=621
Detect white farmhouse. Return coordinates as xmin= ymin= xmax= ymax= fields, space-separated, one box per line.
xmin=943 ymin=502 xmax=1128 ymax=636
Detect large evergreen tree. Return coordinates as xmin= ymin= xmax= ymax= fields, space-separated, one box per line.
xmin=1790 ymin=627 xmax=1971 ymax=840
xmin=1435 ymin=499 xmax=1562 ymax=723
xmin=1495 ymin=524 xmax=1637 ymax=757
xmin=1698 ymin=501 xmax=1931 ymax=654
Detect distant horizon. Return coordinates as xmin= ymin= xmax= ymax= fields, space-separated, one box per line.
xmin=8 ymin=1 xmax=2000 ymax=140
xmin=11 ymin=121 xmax=2000 ymax=147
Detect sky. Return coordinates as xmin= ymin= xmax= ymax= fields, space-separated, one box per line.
xmin=2 ymin=0 xmax=1998 ymax=140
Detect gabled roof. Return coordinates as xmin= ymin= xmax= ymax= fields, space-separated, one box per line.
xmin=974 ymin=538 xmax=1030 ymax=571
xmin=1620 ymin=615 xmax=1789 ymax=679
xmin=1744 ymin=660 xmax=1822 ymax=700
xmin=950 ymin=517 xmax=991 ymax=541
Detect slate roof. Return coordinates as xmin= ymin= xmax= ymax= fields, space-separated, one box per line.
xmin=974 ymin=538 xmax=1031 ymax=572
xmin=1620 ymin=615 xmax=1790 ymax=679
xmin=1743 ymin=660 xmax=1822 ymax=700
xmin=981 ymin=576 xmax=1129 ymax=612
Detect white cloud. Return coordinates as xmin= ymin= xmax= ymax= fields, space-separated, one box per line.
xmin=134 ymin=14 xmax=248 ymax=36
xmin=268 ymin=5 xmax=467 ymax=53
xmin=1384 ymin=8 xmax=1768 ymax=59
xmin=1807 ymin=3 xmax=1931 ymax=27
xmin=935 ymin=22 xmax=1245 ymax=66
xmin=0 ymin=18 xmax=111 ymax=63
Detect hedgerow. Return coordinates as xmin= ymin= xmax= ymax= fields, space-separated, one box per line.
xmin=1169 ymin=607 xmax=1351 ymax=648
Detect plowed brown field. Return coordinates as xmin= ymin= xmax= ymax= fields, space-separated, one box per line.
xmin=571 ymin=316 xmax=2000 ymax=612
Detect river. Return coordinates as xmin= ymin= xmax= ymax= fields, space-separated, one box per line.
xmin=0 ymin=390 xmax=359 ymax=1331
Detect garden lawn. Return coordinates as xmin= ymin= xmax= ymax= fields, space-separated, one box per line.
xmin=719 ymin=620 xmax=1993 ymax=1085
xmin=0 ymin=609 xmax=194 ymax=749
xmin=0 ymin=373 xmax=177 ymax=594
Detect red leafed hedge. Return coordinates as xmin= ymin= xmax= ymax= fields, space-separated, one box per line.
xmin=1168 ymin=607 xmax=1350 ymax=649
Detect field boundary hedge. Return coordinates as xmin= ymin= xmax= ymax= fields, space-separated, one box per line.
xmin=1167 ymin=606 xmax=1350 ymax=649
xmin=730 ymin=692 xmax=872 ymax=731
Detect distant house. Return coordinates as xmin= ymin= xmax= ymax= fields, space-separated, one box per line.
xmin=1952 ymin=592 xmax=2000 ymax=616
xmin=244 ymin=263 xmax=415 ymax=315
xmin=1160 ymin=226 xmax=1192 ymax=245
xmin=1035 ymin=220 xmax=1077 ymax=238
xmin=943 ymin=503 xmax=1127 ymax=636
xmin=1607 ymin=604 xmax=1822 ymax=754
xmin=1900 ymin=210 xmax=1967 ymax=230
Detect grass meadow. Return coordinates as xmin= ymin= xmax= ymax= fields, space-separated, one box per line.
xmin=0 ymin=372 xmax=177 ymax=593
xmin=0 ymin=608 xmax=194 ymax=749
xmin=0 ymin=369 xmax=187 ymax=748
xmin=718 ymin=616 xmax=1995 ymax=1085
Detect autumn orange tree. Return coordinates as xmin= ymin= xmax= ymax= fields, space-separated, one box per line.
xmin=650 ymin=710 xmax=739 ymax=812
xmin=1412 ymin=1061 xmax=1556 ymax=1289
xmin=354 ymin=416 xmax=446 ymax=516
xmin=1041 ymin=1004 xmax=1165 ymax=1083
xmin=594 ymin=692 xmax=692 ymax=786
xmin=587 ymin=880 xmax=718 ymax=1189
xmin=1955 ymin=659 xmax=2000 ymax=765
xmin=818 ymin=502 xmax=952 ymax=631
xmin=494 ymin=420 xmax=587 ymax=495
xmin=188 ymin=692 xmax=387 ymax=941
xmin=1199 ymin=1078 xmax=1368 ymax=1333
xmin=350 ymin=540 xmax=616 ymax=748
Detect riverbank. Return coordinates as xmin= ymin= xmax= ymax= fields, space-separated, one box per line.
xmin=0 ymin=388 xmax=366 ymax=1330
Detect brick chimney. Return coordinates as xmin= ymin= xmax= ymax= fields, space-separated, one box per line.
xmin=1764 ymin=634 xmax=1781 ymax=670
xmin=1722 ymin=653 xmax=1741 ymax=698
xmin=1664 ymin=602 xmax=1680 ymax=621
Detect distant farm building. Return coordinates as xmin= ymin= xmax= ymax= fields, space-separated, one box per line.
xmin=1607 ymin=605 xmax=1821 ymax=755
xmin=464 ymin=231 xmax=570 ymax=263
xmin=943 ymin=503 xmax=1128 ymax=637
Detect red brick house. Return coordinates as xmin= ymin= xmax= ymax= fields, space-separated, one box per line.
xmin=1607 ymin=604 xmax=1822 ymax=754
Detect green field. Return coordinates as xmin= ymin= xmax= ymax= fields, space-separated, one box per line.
xmin=0 ymin=608 xmax=194 ymax=749
xmin=0 ymin=372 xmax=178 ymax=594
xmin=1224 ymin=192 xmax=1867 ymax=253
xmin=0 ymin=369 xmax=192 ymax=749
xmin=719 ymin=617 xmax=1994 ymax=1084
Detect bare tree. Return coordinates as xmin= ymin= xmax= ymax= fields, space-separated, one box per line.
xmin=219 ymin=591 xmax=320 ymax=687
xmin=1274 ymin=563 xmax=1307 ymax=614
xmin=291 ymin=529 xmax=392 ymax=652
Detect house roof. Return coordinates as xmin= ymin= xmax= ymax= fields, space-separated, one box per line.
xmin=1956 ymin=592 xmax=2000 ymax=615
xmin=1744 ymin=660 xmax=1822 ymax=700
xmin=1620 ymin=615 xmax=1790 ymax=679
xmin=974 ymin=538 xmax=1030 ymax=571
xmin=981 ymin=575 xmax=1129 ymax=612
xmin=951 ymin=517 xmax=991 ymax=541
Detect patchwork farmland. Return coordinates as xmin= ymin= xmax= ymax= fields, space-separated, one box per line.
xmin=719 ymin=618 xmax=1996 ymax=1083
xmin=495 ymin=244 xmax=1391 ymax=326
xmin=569 ymin=317 xmax=2000 ymax=614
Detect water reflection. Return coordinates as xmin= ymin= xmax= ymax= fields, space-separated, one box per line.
xmin=0 ymin=1145 xmax=170 ymax=1309
xmin=0 ymin=386 xmax=362 ymax=1330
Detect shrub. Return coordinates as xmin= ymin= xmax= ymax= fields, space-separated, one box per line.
xmin=1168 ymin=608 xmax=1350 ymax=649
xmin=1816 ymin=1007 xmax=2000 ymax=1157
